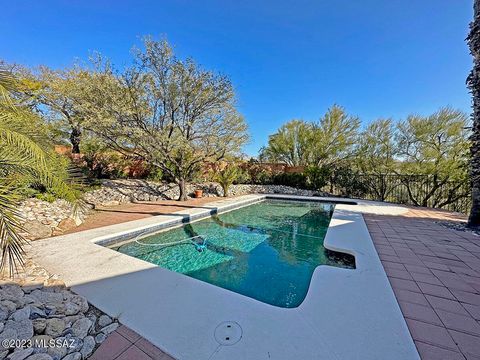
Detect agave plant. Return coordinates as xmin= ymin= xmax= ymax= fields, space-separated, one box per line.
xmin=0 ymin=69 xmax=83 ymax=275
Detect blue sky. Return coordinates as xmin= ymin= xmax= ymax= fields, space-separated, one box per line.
xmin=1 ymin=0 xmax=473 ymax=156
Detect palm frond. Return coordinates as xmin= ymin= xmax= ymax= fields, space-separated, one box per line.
xmin=0 ymin=184 xmax=28 ymax=276
xmin=0 ymin=70 xmax=18 ymax=109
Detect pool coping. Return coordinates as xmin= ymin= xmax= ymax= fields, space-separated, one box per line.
xmin=31 ymin=194 xmax=420 ymax=360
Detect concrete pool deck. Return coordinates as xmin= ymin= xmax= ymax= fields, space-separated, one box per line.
xmin=30 ymin=194 xmax=420 ymax=360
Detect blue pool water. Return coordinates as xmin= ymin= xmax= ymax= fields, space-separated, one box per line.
xmin=112 ymin=199 xmax=354 ymax=308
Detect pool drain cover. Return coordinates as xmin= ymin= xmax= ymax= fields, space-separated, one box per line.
xmin=214 ymin=321 xmax=242 ymax=345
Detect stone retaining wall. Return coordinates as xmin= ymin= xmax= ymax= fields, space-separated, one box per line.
xmin=82 ymin=179 xmax=327 ymax=206
xmin=18 ymin=180 xmax=329 ymax=239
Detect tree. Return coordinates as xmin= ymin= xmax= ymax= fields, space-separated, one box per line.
xmin=311 ymin=105 xmax=360 ymax=167
xmin=259 ymin=120 xmax=313 ymax=166
xmin=396 ymin=107 xmax=470 ymax=207
xmin=82 ymin=38 xmax=248 ymax=201
xmin=356 ymin=119 xmax=397 ymax=201
xmin=19 ymin=65 xmax=91 ymax=154
xmin=259 ymin=105 xmax=360 ymax=168
xmin=467 ymin=0 xmax=480 ymax=227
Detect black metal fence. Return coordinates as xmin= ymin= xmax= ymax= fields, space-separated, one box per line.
xmin=321 ymin=174 xmax=471 ymax=214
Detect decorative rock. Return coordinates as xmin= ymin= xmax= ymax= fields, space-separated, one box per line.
xmin=0 ymin=286 xmax=24 ymax=301
xmin=70 ymin=297 xmax=88 ymax=314
xmin=63 ymin=316 xmax=82 ymax=328
xmin=64 ymin=302 xmax=81 ymax=315
xmin=22 ymin=221 xmax=52 ymax=240
xmin=21 ymin=284 xmax=43 ymax=294
xmin=32 ymin=319 xmax=46 ymax=334
xmin=24 ymin=354 xmax=52 ymax=360
xmin=61 ymin=353 xmax=80 ymax=360
xmin=4 ymin=319 xmax=33 ymax=341
xmin=86 ymin=314 xmax=96 ymax=330
xmin=8 ymin=348 xmax=33 ymax=360
xmin=30 ymin=307 xmax=46 ymax=320
xmin=31 ymin=335 xmax=52 ymax=351
xmin=80 ymin=336 xmax=95 ymax=358
xmin=97 ymin=315 xmax=112 ymax=327
xmin=44 ymin=319 xmax=66 ymax=337
xmin=46 ymin=343 xmax=67 ymax=360
xmin=12 ymin=307 xmax=31 ymax=321
xmin=94 ymin=333 xmax=106 ymax=344
xmin=30 ymin=291 xmax=63 ymax=304
xmin=71 ymin=318 xmax=92 ymax=339
xmin=0 ymin=310 xmax=8 ymax=322
xmin=0 ymin=328 xmax=17 ymax=346
xmin=0 ymin=301 xmax=18 ymax=316
xmin=100 ymin=322 xmax=118 ymax=335
xmin=55 ymin=218 xmax=76 ymax=233
xmin=65 ymin=337 xmax=82 ymax=354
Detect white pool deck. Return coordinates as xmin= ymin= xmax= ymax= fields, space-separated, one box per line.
xmin=31 ymin=194 xmax=420 ymax=360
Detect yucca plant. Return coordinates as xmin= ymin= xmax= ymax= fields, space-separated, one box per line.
xmin=0 ymin=69 xmax=83 ymax=275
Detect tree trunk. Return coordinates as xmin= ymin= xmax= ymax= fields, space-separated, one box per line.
xmin=468 ymin=0 xmax=480 ymax=227
xmin=178 ymin=178 xmax=188 ymax=201
xmin=70 ymin=126 xmax=82 ymax=154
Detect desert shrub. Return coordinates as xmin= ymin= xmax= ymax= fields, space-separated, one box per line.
xmin=304 ymin=166 xmax=331 ymax=190
xmin=146 ymin=167 xmax=164 ymax=182
xmin=272 ymin=172 xmax=307 ymax=188
xmin=212 ymin=165 xmax=244 ymax=197
xmin=330 ymin=167 xmax=369 ymax=198
xmin=81 ymin=139 xmax=129 ymax=179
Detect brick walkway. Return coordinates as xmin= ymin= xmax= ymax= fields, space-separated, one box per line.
xmin=90 ymin=325 xmax=175 ymax=360
xmin=69 ymin=197 xmax=225 ymax=233
xmin=365 ymin=208 xmax=480 ymax=360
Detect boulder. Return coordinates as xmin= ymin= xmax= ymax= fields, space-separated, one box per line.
xmin=55 ymin=218 xmax=76 ymax=233
xmin=22 ymin=221 xmax=52 ymax=240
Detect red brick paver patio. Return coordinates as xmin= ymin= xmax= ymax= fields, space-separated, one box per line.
xmin=90 ymin=325 xmax=175 ymax=360
xmin=365 ymin=208 xmax=480 ymax=360
xmin=68 ymin=197 xmax=229 ymax=234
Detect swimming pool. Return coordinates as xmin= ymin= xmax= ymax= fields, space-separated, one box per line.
xmin=111 ymin=199 xmax=355 ymax=308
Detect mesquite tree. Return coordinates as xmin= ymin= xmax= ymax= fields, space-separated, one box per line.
xmin=83 ymin=38 xmax=248 ymax=201
xmin=468 ymin=0 xmax=480 ymax=227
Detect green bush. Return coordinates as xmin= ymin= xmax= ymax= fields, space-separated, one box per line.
xmin=330 ymin=167 xmax=369 ymax=197
xmin=272 ymin=172 xmax=307 ymax=188
xmin=212 ymin=165 xmax=244 ymax=197
xmin=304 ymin=166 xmax=331 ymax=190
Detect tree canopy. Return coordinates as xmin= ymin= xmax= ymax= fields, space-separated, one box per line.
xmin=260 ymin=105 xmax=360 ymax=167
xmin=81 ymin=38 xmax=249 ymax=200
